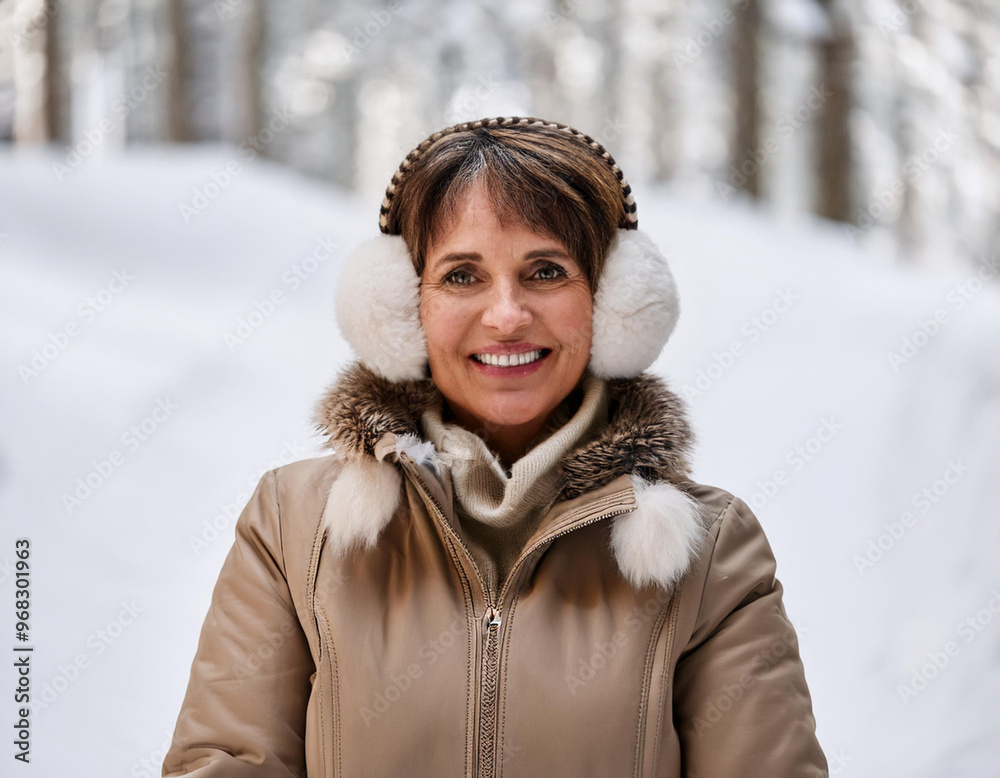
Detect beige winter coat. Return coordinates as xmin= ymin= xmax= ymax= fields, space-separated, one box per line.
xmin=162 ymin=360 xmax=828 ymax=777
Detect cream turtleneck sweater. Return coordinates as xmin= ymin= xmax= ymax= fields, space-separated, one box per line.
xmin=420 ymin=369 xmax=610 ymax=594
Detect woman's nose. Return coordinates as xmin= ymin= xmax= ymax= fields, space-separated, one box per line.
xmin=480 ymin=279 xmax=532 ymax=333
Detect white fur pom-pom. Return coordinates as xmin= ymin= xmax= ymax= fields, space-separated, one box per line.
xmin=590 ymin=229 xmax=680 ymax=379
xmin=609 ymin=473 xmax=708 ymax=591
xmin=335 ymin=234 xmax=428 ymax=382
xmin=321 ymin=456 xmax=404 ymax=556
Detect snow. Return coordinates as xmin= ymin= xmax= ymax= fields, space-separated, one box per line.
xmin=1 ymin=146 xmax=997 ymax=776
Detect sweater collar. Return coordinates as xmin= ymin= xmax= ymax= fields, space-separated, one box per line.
xmin=418 ymin=368 xmax=610 ymax=529
xmin=312 ymin=359 xmax=697 ymax=500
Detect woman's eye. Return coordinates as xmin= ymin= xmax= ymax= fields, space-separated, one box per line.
xmin=534 ymin=263 xmax=567 ymax=281
xmin=441 ymin=263 xmax=567 ymax=287
xmin=442 ymin=269 xmax=475 ymax=286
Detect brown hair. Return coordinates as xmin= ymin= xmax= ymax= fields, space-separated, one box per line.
xmin=379 ymin=118 xmax=636 ymax=294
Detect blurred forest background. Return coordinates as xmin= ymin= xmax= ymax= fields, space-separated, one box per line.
xmin=3 ymin=1 xmax=1000 ymax=775
xmin=2 ymin=0 xmax=999 ymax=275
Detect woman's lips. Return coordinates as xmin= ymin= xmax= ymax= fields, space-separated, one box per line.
xmin=469 ymin=349 xmax=552 ymax=377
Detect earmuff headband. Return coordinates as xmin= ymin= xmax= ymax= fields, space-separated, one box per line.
xmin=378 ymin=116 xmax=639 ymax=234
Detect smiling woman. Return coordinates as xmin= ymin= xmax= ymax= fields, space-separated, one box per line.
xmin=162 ymin=117 xmax=828 ymax=778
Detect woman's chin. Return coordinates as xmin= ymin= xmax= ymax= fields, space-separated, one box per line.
xmin=470 ymin=394 xmax=549 ymax=430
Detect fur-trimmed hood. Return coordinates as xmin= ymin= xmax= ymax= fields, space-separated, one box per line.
xmin=311 ymin=359 xmax=711 ymax=591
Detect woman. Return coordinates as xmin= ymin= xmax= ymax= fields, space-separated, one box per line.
xmin=163 ymin=116 xmax=828 ymax=777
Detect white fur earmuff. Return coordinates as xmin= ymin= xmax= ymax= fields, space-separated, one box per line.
xmin=590 ymin=230 xmax=680 ymax=379
xmin=334 ymin=234 xmax=429 ymax=382
xmin=334 ymin=228 xmax=679 ymax=382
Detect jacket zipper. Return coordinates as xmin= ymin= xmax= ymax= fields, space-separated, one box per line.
xmin=479 ymin=604 xmax=503 ymax=776
xmin=400 ymin=455 xmax=634 ymax=777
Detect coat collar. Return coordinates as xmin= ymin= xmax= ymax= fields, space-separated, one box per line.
xmin=313 ymin=360 xmax=697 ymax=500
xmin=310 ymin=359 xmax=711 ymax=591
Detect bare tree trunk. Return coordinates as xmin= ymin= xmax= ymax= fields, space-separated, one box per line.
xmin=895 ymin=6 xmax=928 ymax=264
xmin=238 ymin=0 xmax=263 ymax=144
xmin=967 ymin=0 xmax=1000 ymax=275
xmin=12 ymin=0 xmax=50 ymax=143
xmin=649 ymin=2 xmax=680 ymax=183
xmin=43 ymin=0 xmax=64 ymax=141
xmin=530 ymin=0 xmax=569 ymax=122
xmin=731 ymin=0 xmax=761 ymax=198
xmin=165 ymin=0 xmax=188 ymax=142
xmin=815 ymin=0 xmax=852 ymax=222
xmin=598 ymin=0 xmax=623 ymax=142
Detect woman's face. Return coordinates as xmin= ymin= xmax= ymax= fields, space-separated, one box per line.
xmin=419 ymin=182 xmax=593 ymax=439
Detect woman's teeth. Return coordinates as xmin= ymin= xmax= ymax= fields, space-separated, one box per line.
xmin=473 ymin=349 xmax=545 ymax=367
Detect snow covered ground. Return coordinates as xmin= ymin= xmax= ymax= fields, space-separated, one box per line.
xmin=1 ymin=145 xmax=997 ymax=777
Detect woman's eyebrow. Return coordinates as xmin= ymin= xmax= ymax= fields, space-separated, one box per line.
xmin=524 ymin=248 xmax=573 ymax=260
xmin=434 ymin=248 xmax=572 ymax=266
xmin=436 ymin=252 xmax=481 ymax=265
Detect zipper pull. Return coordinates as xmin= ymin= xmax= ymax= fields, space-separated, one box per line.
xmin=486 ymin=605 xmax=502 ymax=631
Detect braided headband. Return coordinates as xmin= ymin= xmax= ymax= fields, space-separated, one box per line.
xmin=377 ymin=116 xmax=639 ymax=234
xmin=335 ymin=115 xmax=680 ymax=383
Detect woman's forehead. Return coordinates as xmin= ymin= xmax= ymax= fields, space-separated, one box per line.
xmin=426 ymin=228 xmax=573 ymax=267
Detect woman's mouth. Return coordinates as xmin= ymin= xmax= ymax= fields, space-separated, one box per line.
xmin=469 ymin=348 xmax=552 ymax=376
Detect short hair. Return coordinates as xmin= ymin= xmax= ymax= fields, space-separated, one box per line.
xmin=380 ymin=121 xmax=633 ymax=294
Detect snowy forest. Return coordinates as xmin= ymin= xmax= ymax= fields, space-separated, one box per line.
xmin=2 ymin=1 xmax=999 ymax=776
xmin=3 ymin=0 xmax=1000 ymax=273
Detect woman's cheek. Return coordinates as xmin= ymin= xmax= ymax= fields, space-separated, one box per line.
xmin=555 ymin=290 xmax=593 ymax=357
xmin=563 ymin=324 xmax=592 ymax=360
xmin=421 ymin=292 xmax=465 ymax=348
xmin=419 ymin=292 xmax=444 ymax=332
